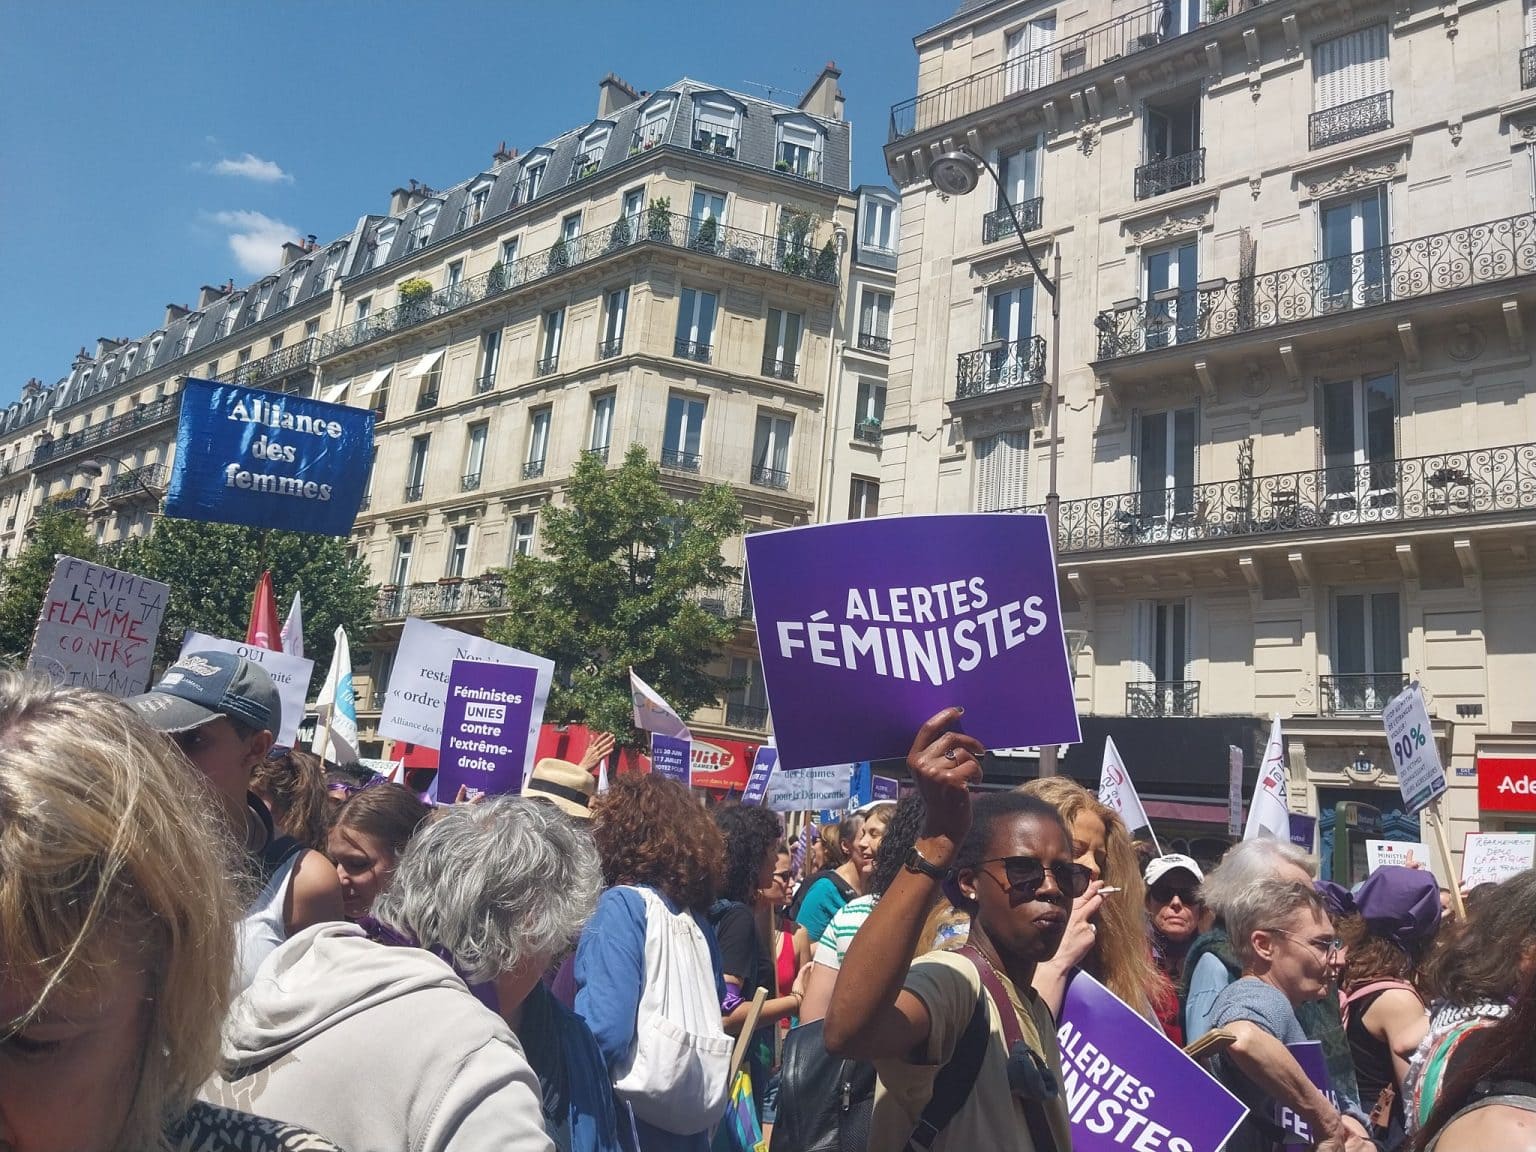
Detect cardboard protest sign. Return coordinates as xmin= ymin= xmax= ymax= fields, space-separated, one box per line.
xmin=651 ymin=734 xmax=692 ymax=786
xmin=179 ymin=630 xmax=314 ymax=748
xmin=26 ymin=556 xmax=168 ymax=696
xmin=742 ymin=748 xmax=777 ymax=806
xmin=1272 ymin=1042 xmax=1335 ymax=1144
xmin=436 ymin=660 xmax=539 ymax=799
xmin=378 ymin=617 xmax=553 ymax=785
xmin=745 ymin=514 xmax=1079 ymax=772
xmin=872 ymin=775 xmax=900 ymax=801
xmin=1384 ymin=682 xmax=1446 ymax=814
xmin=1461 ymin=832 xmax=1536 ymax=889
xmin=1059 ymin=972 xmax=1246 ymax=1152
xmin=767 ymin=764 xmax=856 ymax=813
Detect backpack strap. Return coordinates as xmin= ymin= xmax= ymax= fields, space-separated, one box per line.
xmin=907 ymin=993 xmax=990 ymax=1150
xmin=1340 ymin=979 xmax=1417 ymax=1028
xmin=957 ymin=945 xmax=1061 ymax=1152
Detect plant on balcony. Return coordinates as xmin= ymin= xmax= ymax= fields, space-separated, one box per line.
xmin=691 ymin=216 xmax=718 ymax=253
xmin=608 ymin=214 xmax=632 ymax=250
xmin=647 ymin=197 xmax=673 ymax=240
xmin=547 ymin=239 xmax=570 ymax=274
xmin=812 ymin=238 xmax=838 ymax=281
xmin=577 ymin=160 xmax=599 ymax=180
xmin=488 ymin=260 xmax=506 ymax=292
xmin=1207 ymin=0 xmax=1228 ymax=14
xmin=775 ymin=160 xmax=791 ymax=172
xmin=483 ymin=444 xmax=744 ymax=747
xmin=398 ymin=277 xmax=433 ymax=304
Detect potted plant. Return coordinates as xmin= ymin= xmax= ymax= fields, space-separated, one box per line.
xmin=692 ymin=216 xmax=718 ymax=253
xmin=398 ymin=277 xmax=433 ymax=304
xmin=628 ymin=146 xmax=641 ymax=157
xmin=775 ymin=160 xmax=791 ymax=173
xmin=647 ymin=196 xmax=673 ymax=241
xmin=488 ymin=260 xmax=506 ymax=292
xmin=1208 ymin=0 xmax=1228 ymax=14
xmin=813 ymin=239 xmax=838 ymax=282
xmin=608 ymin=214 xmax=632 ymax=250
xmin=578 ymin=160 xmax=598 ymax=180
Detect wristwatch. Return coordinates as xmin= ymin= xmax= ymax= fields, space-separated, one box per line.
xmin=904 ymin=845 xmax=951 ymax=881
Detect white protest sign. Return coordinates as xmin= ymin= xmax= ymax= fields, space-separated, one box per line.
xmin=1366 ymin=839 xmax=1438 ymax=881
xmin=26 ymin=555 xmax=169 ymax=697
xmin=1383 ymin=682 xmax=1446 ymax=814
xmin=1460 ymin=832 xmax=1536 ymax=889
xmin=378 ymin=617 xmax=553 ymax=781
xmin=766 ymin=763 xmax=856 ymax=813
xmin=180 ymin=630 xmax=314 ymax=748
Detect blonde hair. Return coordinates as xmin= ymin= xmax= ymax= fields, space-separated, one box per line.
xmin=0 ymin=673 xmax=238 ymax=1151
xmin=1020 ymin=776 xmax=1164 ymax=1020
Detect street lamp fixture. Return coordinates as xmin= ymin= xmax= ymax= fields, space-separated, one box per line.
xmin=79 ymin=455 xmax=163 ymax=501
xmin=927 ymin=145 xmax=1065 ymax=778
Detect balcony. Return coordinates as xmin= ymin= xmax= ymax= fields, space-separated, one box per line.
xmin=761 ymin=357 xmax=798 ymax=382
xmin=661 ymin=448 xmax=701 ymax=473
xmin=1134 ymin=149 xmax=1205 ymax=201
xmin=1321 ymin=673 xmax=1409 ymax=716
xmin=403 ymin=483 xmax=424 ymax=503
xmin=1524 ymin=45 xmax=1536 ymax=90
xmin=522 ymin=459 xmax=546 ymax=481
xmin=475 ymin=373 xmax=496 ymax=394
xmin=211 ymin=337 xmax=317 ymax=388
xmin=359 ymin=495 xmax=372 ymax=511
xmin=857 ymin=332 xmax=891 ymax=355
xmin=44 ymin=487 xmax=92 ymax=512
xmin=1309 ymin=91 xmax=1393 ymax=150
xmin=695 ymin=581 xmax=751 ymax=620
xmin=29 ymin=395 xmax=181 ymax=468
xmin=586 ymin=445 xmax=610 ymax=464
xmin=374 ymin=577 xmax=509 ymax=621
xmin=416 ymin=391 xmax=439 ymax=412
xmin=854 ymin=418 xmax=883 ymax=444
xmin=1094 ymin=211 xmax=1536 ymax=360
xmin=691 ymin=127 xmax=739 ymax=160
xmin=1026 ymin=442 xmax=1536 ymax=555
xmin=598 ymin=337 xmax=624 ymax=359
xmin=102 ymin=463 xmax=166 ymax=501
xmin=751 ymin=465 xmax=790 ymax=490
xmin=725 ymin=701 xmax=770 ymax=731
xmin=674 ymin=339 xmax=712 ymax=363
xmin=570 ymin=151 xmax=602 ymax=182
xmin=534 ymin=355 xmax=559 ymax=377
xmin=1126 ymin=680 xmax=1201 ymax=718
xmin=955 ymin=336 xmax=1047 ymax=401
xmin=981 ymin=196 xmax=1044 ymax=244
xmin=314 ymin=206 xmax=837 ymax=361
xmin=461 ymin=472 xmax=481 ymax=492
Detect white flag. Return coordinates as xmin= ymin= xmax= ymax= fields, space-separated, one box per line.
xmin=629 ymin=667 xmax=692 ymax=739
xmin=1098 ymin=736 xmax=1152 ymax=836
xmin=1244 ymin=715 xmax=1293 ymax=841
xmin=311 ymin=626 xmax=360 ymax=764
xmin=597 ymin=757 xmax=610 ymax=795
xmin=281 ymin=591 xmax=304 ymax=659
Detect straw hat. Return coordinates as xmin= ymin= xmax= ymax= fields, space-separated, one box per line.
xmin=525 ymin=757 xmax=596 ymax=819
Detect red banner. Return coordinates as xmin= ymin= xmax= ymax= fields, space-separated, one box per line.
xmin=1478 ymin=755 xmax=1536 ymax=813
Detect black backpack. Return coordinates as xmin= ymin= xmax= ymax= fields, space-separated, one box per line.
xmin=787 ymin=868 xmax=858 ymax=925
xmin=769 ymin=998 xmax=989 ymax=1152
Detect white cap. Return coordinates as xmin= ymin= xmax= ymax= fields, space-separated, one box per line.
xmin=1145 ymin=853 xmax=1205 ymax=887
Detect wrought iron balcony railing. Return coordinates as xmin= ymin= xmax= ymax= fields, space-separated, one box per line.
xmin=1321 ymin=673 xmax=1409 ymax=715
xmin=955 ymin=336 xmax=1047 ymax=400
xmin=725 ymin=701 xmax=770 ymax=730
xmin=674 ymin=339 xmax=712 ymax=363
xmin=598 ymin=337 xmax=624 ymax=359
xmin=1309 ymin=91 xmax=1393 ymax=150
xmin=661 ymin=448 xmax=701 ymax=473
xmin=1012 ymin=443 xmax=1536 ymax=555
xmin=211 ymin=337 xmax=317 ymax=386
xmin=44 ymin=486 xmax=92 ymax=512
xmin=534 ymin=355 xmax=559 ymax=377
xmin=1524 ymin=44 xmax=1536 ymax=90
xmin=857 ymin=331 xmax=891 ymax=354
xmin=586 ymin=445 xmax=610 ymax=463
xmin=461 ymin=472 xmax=481 ymax=492
xmin=522 ymin=459 xmax=546 ymax=480
xmin=1134 ymin=149 xmax=1205 ymax=200
xmin=416 ymin=391 xmax=439 ymax=412
xmin=315 ymin=205 xmax=837 ymax=360
xmin=358 ymin=495 xmax=371 ymax=511
xmin=761 ymin=357 xmax=798 ymax=381
xmin=475 ymin=372 xmax=496 ymax=394
xmin=373 ymin=578 xmax=510 ymax=621
xmin=1126 ymin=680 xmax=1201 ymax=718
xmin=751 ymin=465 xmax=791 ymax=490
xmin=694 ymin=581 xmax=751 ymax=620
xmin=102 ymin=463 xmax=167 ymax=500
xmin=854 ymin=418 xmax=883 ymax=443
xmin=403 ymin=483 xmax=424 ymax=502
xmin=1094 ymin=211 xmax=1536 ymax=360
xmin=982 ymin=196 xmax=1044 ymax=244
xmin=29 ymin=395 xmax=181 ymax=468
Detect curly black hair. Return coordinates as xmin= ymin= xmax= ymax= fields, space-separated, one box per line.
xmin=869 ymin=794 xmax=926 ymax=897
xmin=713 ymin=803 xmax=784 ymax=905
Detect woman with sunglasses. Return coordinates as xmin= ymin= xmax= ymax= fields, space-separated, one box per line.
xmin=1144 ymin=854 xmax=1206 ymax=1043
xmin=1205 ymin=877 xmax=1375 ymax=1152
xmin=825 ymin=708 xmax=1075 ymax=1152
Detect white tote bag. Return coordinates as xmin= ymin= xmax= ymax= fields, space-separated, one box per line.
xmin=611 ymin=885 xmax=733 ymax=1133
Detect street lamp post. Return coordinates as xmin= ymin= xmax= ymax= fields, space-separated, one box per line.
xmin=928 ymin=147 xmax=1064 ymax=778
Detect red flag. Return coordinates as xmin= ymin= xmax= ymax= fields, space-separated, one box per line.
xmin=246 ymin=571 xmax=282 ymax=651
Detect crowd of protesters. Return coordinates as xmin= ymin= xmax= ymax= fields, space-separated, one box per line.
xmin=6 ymin=658 xmax=1536 ymax=1152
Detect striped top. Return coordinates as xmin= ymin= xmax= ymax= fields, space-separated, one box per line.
xmin=812 ymin=893 xmax=879 ymax=970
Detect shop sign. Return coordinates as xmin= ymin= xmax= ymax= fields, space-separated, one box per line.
xmin=1478 ymin=755 xmax=1536 ymax=813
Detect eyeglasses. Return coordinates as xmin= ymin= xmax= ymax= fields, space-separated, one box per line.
xmin=772 ymin=870 xmax=793 ymax=882
xmin=977 ymin=856 xmax=1093 ymax=901
xmin=1149 ymin=883 xmax=1201 ymax=906
xmin=1270 ymin=929 xmax=1343 ymax=961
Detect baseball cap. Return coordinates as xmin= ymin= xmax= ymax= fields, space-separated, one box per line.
xmin=128 ymin=651 xmax=281 ymax=736
xmin=1145 ymin=853 xmax=1205 ymax=888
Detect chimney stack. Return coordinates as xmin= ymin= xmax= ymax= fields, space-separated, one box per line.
xmin=197 ymin=285 xmax=226 ymax=308
xmin=306 ymin=234 xmax=318 ymax=250
xmin=165 ymin=303 xmax=190 ymax=326
xmin=281 ymin=241 xmax=308 ymax=267
xmin=389 ymin=187 xmax=412 ymax=215
xmin=493 ymin=140 xmax=515 ymax=165
xmin=798 ymin=60 xmax=844 ymax=120
xmin=598 ymin=72 xmax=641 ymax=119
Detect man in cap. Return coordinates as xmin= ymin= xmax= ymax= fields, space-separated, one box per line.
xmin=130 ymin=651 xmax=343 ymax=987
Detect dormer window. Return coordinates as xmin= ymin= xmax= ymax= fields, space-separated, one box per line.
xmin=859 ymin=192 xmax=898 ymax=253
xmin=285 ymin=265 xmax=308 ymax=307
xmin=410 ymin=203 xmax=441 ymax=252
xmin=119 ymin=347 xmax=136 ymax=379
xmin=368 ymin=221 xmax=399 ymax=271
xmin=219 ymin=301 xmax=241 ymax=338
xmin=145 ymin=335 xmax=163 ymax=368
xmin=314 ymin=246 xmax=344 ymax=297
xmin=692 ymin=95 xmax=742 ymax=158
xmin=522 ymin=155 xmax=549 ymax=202
xmin=573 ymin=124 xmax=612 ymax=181
xmin=179 ymin=315 xmax=203 ymax=357
xmin=254 ymin=280 xmax=275 ymax=320
xmin=633 ymin=95 xmax=675 ymax=152
xmin=459 ymin=180 xmax=494 ymax=230
xmin=775 ymin=115 xmax=824 ymax=179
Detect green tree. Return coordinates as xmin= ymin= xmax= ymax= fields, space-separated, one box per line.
xmin=0 ymin=507 xmax=101 ymax=664
xmin=115 ymin=517 xmax=376 ymax=675
xmin=484 ymin=445 xmax=744 ymax=744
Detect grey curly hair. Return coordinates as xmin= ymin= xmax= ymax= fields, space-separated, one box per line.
xmin=372 ymin=795 xmax=601 ymax=983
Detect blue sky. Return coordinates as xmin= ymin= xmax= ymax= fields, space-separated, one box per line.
xmin=0 ymin=1 xmax=950 ymax=403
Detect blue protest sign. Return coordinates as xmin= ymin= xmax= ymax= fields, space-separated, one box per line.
xmin=652 ymin=733 xmax=692 ymax=786
xmin=742 ymin=747 xmax=778 ymax=806
xmin=1059 ymin=972 xmax=1247 ymax=1152
xmin=745 ymin=514 xmax=1080 ymax=772
xmin=872 ymin=775 xmax=900 ymax=801
xmin=848 ymin=761 xmax=872 ymax=807
xmin=164 ymin=378 xmax=373 ymax=536
xmin=437 ymin=660 xmax=540 ymax=800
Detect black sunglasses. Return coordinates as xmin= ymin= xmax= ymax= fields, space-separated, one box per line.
xmin=978 ymin=856 xmax=1093 ymax=900
xmin=1150 ymin=882 xmax=1201 ymax=905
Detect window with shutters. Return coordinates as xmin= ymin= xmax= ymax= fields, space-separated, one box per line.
xmin=1311 ymin=26 xmax=1391 ymax=148
xmin=1004 ymin=16 xmax=1055 ymax=95
xmin=973 ymin=431 xmax=1029 ymax=512
xmin=1129 ymin=600 xmax=1195 ymax=716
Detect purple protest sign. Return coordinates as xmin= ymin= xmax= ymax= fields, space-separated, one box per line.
xmin=1059 ymin=972 xmax=1247 ymax=1152
xmin=745 ymin=514 xmax=1080 ymax=772
xmin=651 ymin=733 xmax=692 ymax=786
xmin=1288 ymin=813 xmax=1317 ymax=852
xmin=1272 ymin=1042 xmax=1334 ymax=1144
xmin=742 ymin=747 xmax=777 ymax=806
xmin=436 ymin=660 xmax=540 ymax=800
xmin=872 ymin=775 xmax=900 ymax=801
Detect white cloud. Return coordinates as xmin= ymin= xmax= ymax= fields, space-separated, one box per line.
xmin=202 ymin=152 xmax=293 ymax=183
xmin=209 ymin=210 xmax=296 ymax=275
